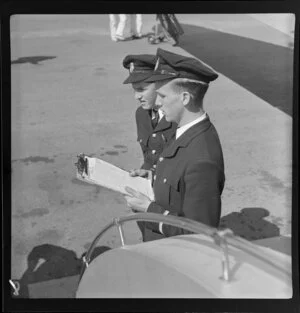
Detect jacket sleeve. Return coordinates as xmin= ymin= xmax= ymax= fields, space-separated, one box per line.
xmin=141 ymin=162 xmax=152 ymax=171
xmin=146 ymin=160 xmax=223 ymax=236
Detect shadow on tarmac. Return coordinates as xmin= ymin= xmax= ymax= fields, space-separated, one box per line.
xmin=178 ymin=24 xmax=294 ymax=117
xmin=219 ymin=207 xmax=280 ymax=240
xmin=12 ymin=243 xmax=111 ymax=298
xmin=11 ymin=56 xmax=56 ymax=65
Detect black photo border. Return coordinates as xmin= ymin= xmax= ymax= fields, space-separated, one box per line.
xmin=2 ymin=1 xmax=299 ymax=312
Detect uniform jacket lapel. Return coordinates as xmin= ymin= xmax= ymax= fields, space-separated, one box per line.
xmin=154 ymin=116 xmax=173 ymax=133
xmin=137 ymin=109 xmax=154 ymax=140
xmin=138 ymin=109 xmax=173 ymax=135
xmin=162 ymin=116 xmax=211 ymax=158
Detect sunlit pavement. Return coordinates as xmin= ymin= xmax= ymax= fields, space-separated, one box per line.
xmin=10 ymin=14 xmax=294 ymax=280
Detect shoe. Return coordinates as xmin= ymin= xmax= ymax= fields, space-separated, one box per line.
xmin=131 ymin=34 xmax=142 ymax=40
xmin=111 ymin=37 xmax=117 ymax=42
xmin=172 ymin=39 xmax=179 ymax=46
xmin=115 ymin=35 xmax=126 ymax=41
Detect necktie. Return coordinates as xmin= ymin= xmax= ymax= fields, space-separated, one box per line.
xmin=151 ymin=109 xmax=159 ymax=129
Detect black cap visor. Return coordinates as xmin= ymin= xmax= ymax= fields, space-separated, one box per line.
xmin=123 ymin=72 xmax=154 ymax=84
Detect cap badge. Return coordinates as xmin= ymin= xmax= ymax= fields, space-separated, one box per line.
xmin=129 ymin=62 xmax=135 ymax=73
xmin=161 ymin=69 xmax=177 ymax=76
xmin=154 ymin=57 xmax=160 ymax=71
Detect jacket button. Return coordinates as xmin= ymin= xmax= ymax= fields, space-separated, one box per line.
xmin=152 ymin=150 xmax=156 ymax=154
xmin=163 ymin=178 xmax=167 ymax=183
xmin=159 ymin=157 xmax=164 ymax=162
xmin=152 ymin=133 xmax=156 ymax=137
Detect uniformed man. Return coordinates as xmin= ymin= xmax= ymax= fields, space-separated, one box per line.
xmin=125 ymin=48 xmax=225 ymax=242
xmin=122 ymin=54 xmax=177 ymax=175
xmin=122 ymin=54 xmax=177 ymax=240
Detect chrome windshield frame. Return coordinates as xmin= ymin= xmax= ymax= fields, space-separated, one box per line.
xmin=79 ymin=212 xmax=291 ymax=284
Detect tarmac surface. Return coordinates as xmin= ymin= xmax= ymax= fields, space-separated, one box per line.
xmin=10 ymin=14 xmax=294 ymax=284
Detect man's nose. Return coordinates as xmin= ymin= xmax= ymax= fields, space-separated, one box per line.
xmin=134 ymin=92 xmax=142 ymax=100
xmin=155 ymin=95 xmax=163 ymax=107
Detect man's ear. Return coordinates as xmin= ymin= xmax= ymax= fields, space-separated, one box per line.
xmin=182 ymin=91 xmax=191 ymax=106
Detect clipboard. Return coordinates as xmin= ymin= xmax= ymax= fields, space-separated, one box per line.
xmin=75 ymin=154 xmax=154 ymax=201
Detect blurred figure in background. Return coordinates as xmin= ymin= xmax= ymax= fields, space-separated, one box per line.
xmin=148 ymin=14 xmax=184 ymax=46
xmin=129 ymin=14 xmax=143 ymax=39
xmin=109 ymin=14 xmax=143 ymax=42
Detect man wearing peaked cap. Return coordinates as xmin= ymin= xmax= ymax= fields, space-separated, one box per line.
xmin=122 ymin=54 xmax=177 ymax=241
xmin=145 ymin=48 xmax=219 ymax=83
xmin=125 ymin=49 xmax=225 ymax=242
xmin=123 ymin=54 xmax=156 ymax=84
xmin=122 ymin=53 xmax=177 ymax=172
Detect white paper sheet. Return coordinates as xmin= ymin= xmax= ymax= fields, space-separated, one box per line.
xmin=76 ymin=156 xmax=154 ymax=201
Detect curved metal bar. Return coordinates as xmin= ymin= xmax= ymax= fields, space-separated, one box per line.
xmin=79 ymin=213 xmax=216 ymax=282
xmin=114 ymin=218 xmax=126 ymax=246
xmin=79 ymin=213 xmax=291 ymax=284
xmin=9 ymin=279 xmax=20 ymax=296
xmin=84 ymin=220 xmax=116 ymax=264
xmin=84 ymin=213 xmax=218 ymax=265
xmin=221 ymin=241 xmax=230 ymax=281
xmin=211 ymin=228 xmax=291 ymax=277
xmin=226 ymin=236 xmax=291 ymax=277
xmin=213 ymin=229 xmax=232 ymax=281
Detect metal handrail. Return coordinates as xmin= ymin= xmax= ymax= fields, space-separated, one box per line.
xmin=79 ymin=213 xmax=291 ymax=284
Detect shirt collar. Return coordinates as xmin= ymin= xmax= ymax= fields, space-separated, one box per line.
xmin=176 ymin=112 xmax=207 ymax=139
xmin=158 ymin=109 xmax=164 ymax=121
xmin=151 ymin=108 xmax=164 ymax=122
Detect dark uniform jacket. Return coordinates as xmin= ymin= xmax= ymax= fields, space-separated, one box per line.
xmin=135 ymin=106 xmax=177 ymax=240
xmin=143 ymin=115 xmax=225 ymax=242
xmin=136 ymin=106 xmax=177 ymax=172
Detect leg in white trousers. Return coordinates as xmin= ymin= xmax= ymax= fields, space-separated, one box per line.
xmin=109 ymin=14 xmax=118 ymax=41
xmin=116 ymin=14 xmax=128 ymax=39
xmin=129 ymin=14 xmax=142 ymax=37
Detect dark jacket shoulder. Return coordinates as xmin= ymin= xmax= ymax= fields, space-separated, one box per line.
xmin=135 ymin=106 xmax=148 ymax=121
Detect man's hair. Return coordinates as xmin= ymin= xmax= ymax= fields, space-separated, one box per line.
xmin=154 ymin=78 xmax=174 ymax=89
xmin=170 ymin=78 xmax=209 ymax=104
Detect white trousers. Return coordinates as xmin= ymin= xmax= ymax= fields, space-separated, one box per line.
xmin=109 ymin=14 xmax=142 ymax=39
